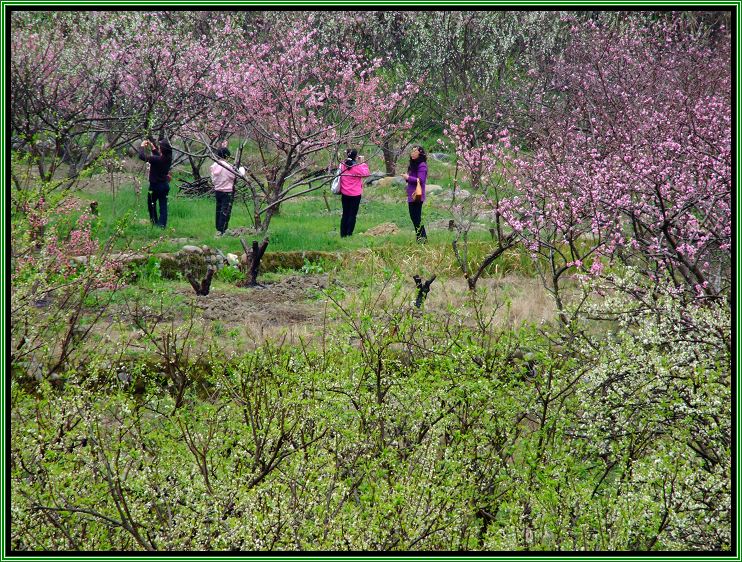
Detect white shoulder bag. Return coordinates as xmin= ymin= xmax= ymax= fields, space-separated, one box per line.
xmin=330 ymin=165 xmax=342 ymax=195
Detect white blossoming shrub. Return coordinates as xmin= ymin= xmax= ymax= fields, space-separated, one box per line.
xmin=573 ymin=287 xmax=731 ymax=550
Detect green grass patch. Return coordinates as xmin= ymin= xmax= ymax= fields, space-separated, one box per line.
xmin=84 ymin=179 xmax=463 ymax=254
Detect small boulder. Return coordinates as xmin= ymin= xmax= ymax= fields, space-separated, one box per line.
xmin=181 ymin=245 xmax=203 ymax=254
xmin=430 ymin=152 xmax=451 ymax=162
xmin=365 ymin=171 xmax=386 ymax=185
xmin=375 ymin=176 xmax=406 ymax=189
xmin=226 ymin=253 xmax=239 ymax=267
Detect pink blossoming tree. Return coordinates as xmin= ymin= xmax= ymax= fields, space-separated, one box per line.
xmin=500 ymin=18 xmax=730 ymax=313
xmin=11 ymin=12 xmax=226 ymax=183
xmin=441 ymin=109 xmax=519 ymax=291
xmin=189 ymin=19 xmax=413 ymax=234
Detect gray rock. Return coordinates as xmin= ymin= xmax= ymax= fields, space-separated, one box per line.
xmin=439 ymin=188 xmax=471 ymax=200
xmin=374 ymin=175 xmax=407 ymax=189
xmin=181 ymin=245 xmax=203 ymax=254
xmin=430 ymin=152 xmax=451 ymax=161
xmin=226 ymin=253 xmax=239 ymax=267
xmin=365 ymin=171 xmax=387 ymax=185
xmin=117 ymin=369 xmax=131 ymax=384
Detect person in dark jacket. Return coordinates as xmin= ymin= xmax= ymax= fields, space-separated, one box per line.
xmin=138 ymin=136 xmax=173 ymax=228
xmin=402 ymin=145 xmax=428 ymax=243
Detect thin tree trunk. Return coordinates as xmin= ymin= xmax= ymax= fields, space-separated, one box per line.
xmin=382 ymin=139 xmax=397 ymax=176
xmin=239 ymin=238 xmax=269 ymax=287
xmin=466 ymin=234 xmax=516 ymax=291
xmin=186 ymin=267 xmax=215 ymax=296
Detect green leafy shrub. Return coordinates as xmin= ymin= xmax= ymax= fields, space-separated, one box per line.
xmin=215 ymin=265 xmax=245 ymax=284
xmin=10 ymin=287 xmax=730 ymax=551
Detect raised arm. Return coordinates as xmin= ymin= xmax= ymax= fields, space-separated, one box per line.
xmin=349 ymin=162 xmax=370 ymax=178
xmin=138 ymin=148 xmax=164 ymax=164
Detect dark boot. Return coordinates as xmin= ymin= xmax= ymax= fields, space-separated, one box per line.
xmin=416 ymin=225 xmax=427 ymax=243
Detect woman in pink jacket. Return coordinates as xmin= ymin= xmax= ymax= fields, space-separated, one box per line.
xmin=210 ymin=147 xmax=245 ymax=236
xmin=339 ymin=148 xmax=370 ymax=237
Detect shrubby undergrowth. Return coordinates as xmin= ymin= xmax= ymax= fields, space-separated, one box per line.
xmin=11 ymin=283 xmax=730 ymax=551
xmin=9 ymin=9 xmax=731 ymax=552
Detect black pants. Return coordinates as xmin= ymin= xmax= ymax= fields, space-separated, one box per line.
xmin=215 ymin=191 xmax=234 ymax=233
xmin=147 ymin=182 xmax=169 ymax=227
xmin=408 ymin=201 xmax=427 ymax=242
xmin=340 ymin=194 xmax=362 ymax=237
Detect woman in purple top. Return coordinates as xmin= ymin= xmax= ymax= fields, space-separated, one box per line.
xmin=401 ymin=145 xmax=428 ymax=243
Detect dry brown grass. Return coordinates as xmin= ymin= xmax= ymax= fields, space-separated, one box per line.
xmin=335 ymin=273 xmax=556 ymax=333
xmin=75 ymin=269 xmax=558 ymax=366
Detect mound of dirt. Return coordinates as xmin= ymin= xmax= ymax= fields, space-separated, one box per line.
xmin=363 ymin=222 xmax=400 ymax=236
xmin=224 ymin=226 xmax=258 ymax=237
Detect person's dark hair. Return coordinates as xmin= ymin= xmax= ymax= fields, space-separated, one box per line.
xmin=157 ymin=137 xmax=173 ymax=167
xmin=344 ymin=148 xmax=358 ymax=167
xmin=407 ymin=145 xmax=427 ymax=172
xmin=216 ymin=147 xmax=229 ymax=159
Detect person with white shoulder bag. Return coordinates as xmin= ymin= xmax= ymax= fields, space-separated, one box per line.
xmin=210 ymin=146 xmax=245 ymax=237
xmin=337 ymin=148 xmax=370 ymax=237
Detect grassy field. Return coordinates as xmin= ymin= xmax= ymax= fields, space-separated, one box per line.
xmin=80 ymin=153 xmax=497 ymax=256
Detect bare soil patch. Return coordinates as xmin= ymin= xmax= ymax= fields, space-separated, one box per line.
xmin=181 ymin=274 xmax=329 ymax=327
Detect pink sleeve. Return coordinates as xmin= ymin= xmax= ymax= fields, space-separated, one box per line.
xmin=344 ymin=162 xmax=370 ymax=177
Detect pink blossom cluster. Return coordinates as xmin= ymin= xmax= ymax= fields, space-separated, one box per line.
xmin=15 ymin=198 xmax=122 ymax=289
xmin=441 ymin=106 xmax=512 ymax=193
xmin=498 ymin=20 xmax=730 ymax=297
xmin=203 ymin=23 xmax=411 ymax=155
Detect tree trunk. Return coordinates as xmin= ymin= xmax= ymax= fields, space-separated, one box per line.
xmin=382 ymin=139 xmax=397 ymax=176
xmin=253 ymin=209 xmax=262 ymax=232
xmin=188 ymin=155 xmax=202 ymax=182
xmin=186 ymin=267 xmax=215 ymax=296
xmin=239 ymin=237 xmax=269 ymax=287
xmin=254 ymin=206 xmax=276 ymax=235
xmin=466 ymin=234 xmax=516 ymax=291
xmin=413 ymin=275 xmax=436 ymax=308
